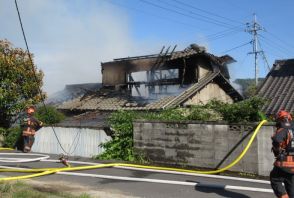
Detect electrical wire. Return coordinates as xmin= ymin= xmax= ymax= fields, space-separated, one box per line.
xmin=207 ymin=29 xmax=243 ymax=41
xmin=265 ymin=31 xmax=294 ymax=51
xmin=157 ymin=0 xmax=239 ymax=28
xmin=206 ymin=25 xmax=244 ymax=39
xmin=259 ymin=34 xmax=292 ymax=57
xmin=171 ymin=0 xmax=245 ymax=25
xmin=257 ymin=39 xmax=271 ymax=71
xmin=139 ymin=0 xmax=238 ymax=29
xmin=256 ymin=38 xmax=285 ymax=59
xmin=67 ymin=119 xmax=83 ymax=155
xmin=258 ymin=36 xmax=290 ymax=58
xmin=107 ymin=0 xmax=211 ymax=32
xmin=14 ymin=0 xmax=69 ymax=155
xmin=108 ymin=0 xmax=245 ymax=42
xmin=221 ymin=41 xmax=251 ymax=54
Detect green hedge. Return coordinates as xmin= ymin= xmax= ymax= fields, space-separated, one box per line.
xmin=35 ymin=105 xmax=65 ymax=125
xmin=96 ymin=97 xmax=267 ymax=162
xmin=0 ymin=126 xmax=21 ymax=148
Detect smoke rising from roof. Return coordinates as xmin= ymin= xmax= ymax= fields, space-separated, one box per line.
xmin=0 ymin=0 xmax=168 ymax=95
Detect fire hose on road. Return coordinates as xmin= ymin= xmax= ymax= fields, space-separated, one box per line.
xmin=0 ymin=120 xmax=267 ymax=182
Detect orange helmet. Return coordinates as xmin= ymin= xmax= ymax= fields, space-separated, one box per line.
xmin=26 ymin=105 xmax=36 ymax=114
xmin=276 ymin=110 xmax=292 ymax=121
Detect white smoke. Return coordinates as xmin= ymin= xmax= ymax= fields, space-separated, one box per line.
xmin=0 ymin=0 xmax=167 ymax=95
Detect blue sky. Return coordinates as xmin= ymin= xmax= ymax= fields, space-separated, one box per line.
xmin=1 ymin=0 xmax=294 ymax=94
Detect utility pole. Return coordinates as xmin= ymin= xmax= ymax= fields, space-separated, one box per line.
xmin=246 ymin=14 xmax=263 ymax=86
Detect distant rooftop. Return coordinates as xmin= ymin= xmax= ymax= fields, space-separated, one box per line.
xmin=258 ymin=59 xmax=294 ymax=115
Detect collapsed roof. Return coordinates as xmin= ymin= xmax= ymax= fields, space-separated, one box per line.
xmin=58 ymin=44 xmax=242 ymax=112
xmin=101 ymin=44 xmax=235 ymax=87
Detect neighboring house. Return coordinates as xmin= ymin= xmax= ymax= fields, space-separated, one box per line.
xmin=58 ymin=44 xmax=243 ymax=113
xmin=258 ymin=59 xmax=294 ymax=115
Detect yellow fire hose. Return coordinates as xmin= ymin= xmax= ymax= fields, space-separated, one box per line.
xmin=0 ymin=120 xmax=267 ymax=181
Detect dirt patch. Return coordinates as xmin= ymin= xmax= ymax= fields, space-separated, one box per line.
xmin=26 ymin=180 xmax=140 ymax=198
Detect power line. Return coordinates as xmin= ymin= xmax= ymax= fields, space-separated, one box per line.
xmin=259 ymin=34 xmax=292 ymax=57
xmin=206 ymin=25 xmax=244 ymax=38
xmin=221 ymin=41 xmax=251 ymax=54
xmin=207 ymin=29 xmax=243 ymax=41
xmin=110 ymin=0 xmax=245 ymax=42
xmin=172 ymin=0 xmax=245 ymax=25
xmin=264 ymin=30 xmax=294 ymax=51
xmin=108 ymin=0 xmax=211 ymax=32
xmin=259 ymin=36 xmax=292 ymax=57
xmin=257 ymin=39 xmax=270 ymax=71
xmin=140 ymin=0 xmax=238 ymax=29
xmin=14 ymin=0 xmax=69 ymax=155
xmin=158 ymin=0 xmax=239 ymax=28
xmin=257 ymin=39 xmax=285 ymax=59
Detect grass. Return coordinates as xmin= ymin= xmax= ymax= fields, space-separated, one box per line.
xmin=0 ymin=181 xmax=91 ymax=198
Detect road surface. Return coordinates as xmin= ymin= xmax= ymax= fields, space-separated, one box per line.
xmin=0 ymin=152 xmax=274 ymax=198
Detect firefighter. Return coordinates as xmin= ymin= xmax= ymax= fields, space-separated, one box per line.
xmin=270 ymin=110 xmax=294 ymax=198
xmin=21 ymin=105 xmax=43 ymax=153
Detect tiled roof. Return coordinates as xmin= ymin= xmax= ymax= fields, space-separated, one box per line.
xmin=46 ymin=83 xmax=102 ymax=105
xmin=169 ymin=48 xmax=235 ymax=65
xmin=258 ymin=59 xmax=294 ymax=115
xmin=56 ymin=111 xmax=109 ymax=129
xmin=58 ymin=72 xmax=242 ymax=112
xmin=58 ymin=92 xmax=176 ymax=111
xmin=145 ymin=96 xmax=176 ymax=110
xmin=58 ymin=94 xmax=130 ymax=111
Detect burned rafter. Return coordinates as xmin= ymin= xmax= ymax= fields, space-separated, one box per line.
xmin=127 ymin=78 xmax=180 ymax=86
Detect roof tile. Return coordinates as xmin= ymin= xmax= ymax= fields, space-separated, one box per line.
xmin=258 ymin=59 xmax=294 ymax=115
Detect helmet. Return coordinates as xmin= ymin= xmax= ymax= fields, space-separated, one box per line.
xmin=26 ymin=105 xmax=36 ymax=114
xmin=276 ymin=110 xmax=292 ymax=122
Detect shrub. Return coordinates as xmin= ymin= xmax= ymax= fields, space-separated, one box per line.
xmin=209 ymin=97 xmax=266 ymax=123
xmin=35 ymin=105 xmax=65 ymax=125
xmin=97 ymin=97 xmax=267 ymax=162
xmin=0 ymin=126 xmax=21 ymax=148
xmin=97 ymin=111 xmax=138 ymax=161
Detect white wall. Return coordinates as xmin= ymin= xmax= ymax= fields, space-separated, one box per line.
xmin=32 ymin=127 xmax=111 ymax=157
xmin=184 ymin=82 xmax=234 ymax=105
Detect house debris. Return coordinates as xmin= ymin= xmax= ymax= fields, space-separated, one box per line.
xmin=258 ymin=59 xmax=294 ymax=115
xmin=47 ymin=83 xmax=102 ymax=105
xmin=58 ymin=44 xmax=243 ymax=113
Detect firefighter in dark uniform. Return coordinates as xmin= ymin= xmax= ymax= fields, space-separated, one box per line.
xmin=20 ymin=105 xmax=43 ymax=153
xmin=270 ymin=110 xmax=294 ymax=198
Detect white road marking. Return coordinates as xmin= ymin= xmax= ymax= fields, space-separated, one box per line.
xmin=42 ymin=159 xmax=271 ymax=184
xmin=0 ymin=164 xmax=273 ymax=193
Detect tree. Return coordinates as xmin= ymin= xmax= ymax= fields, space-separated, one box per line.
xmin=0 ymin=40 xmax=44 ymax=128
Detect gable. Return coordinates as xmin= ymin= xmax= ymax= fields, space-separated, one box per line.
xmin=184 ymin=82 xmax=234 ymax=106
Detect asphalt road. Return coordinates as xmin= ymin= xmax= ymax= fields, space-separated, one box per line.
xmin=0 ymin=152 xmax=275 ymax=198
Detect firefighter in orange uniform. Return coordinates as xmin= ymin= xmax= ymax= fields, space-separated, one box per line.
xmin=270 ymin=110 xmax=294 ymax=198
xmin=21 ymin=105 xmax=43 ymax=153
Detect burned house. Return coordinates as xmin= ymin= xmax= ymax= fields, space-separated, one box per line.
xmin=58 ymin=44 xmax=242 ymax=112
xmin=258 ymin=59 xmax=294 ymax=115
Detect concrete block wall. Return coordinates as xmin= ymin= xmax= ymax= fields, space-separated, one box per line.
xmin=133 ymin=120 xmax=275 ymax=176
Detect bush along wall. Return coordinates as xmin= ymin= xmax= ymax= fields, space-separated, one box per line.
xmin=96 ymin=97 xmax=267 ymax=162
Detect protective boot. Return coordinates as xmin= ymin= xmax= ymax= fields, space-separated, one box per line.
xmin=23 ymin=146 xmax=30 ymax=153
